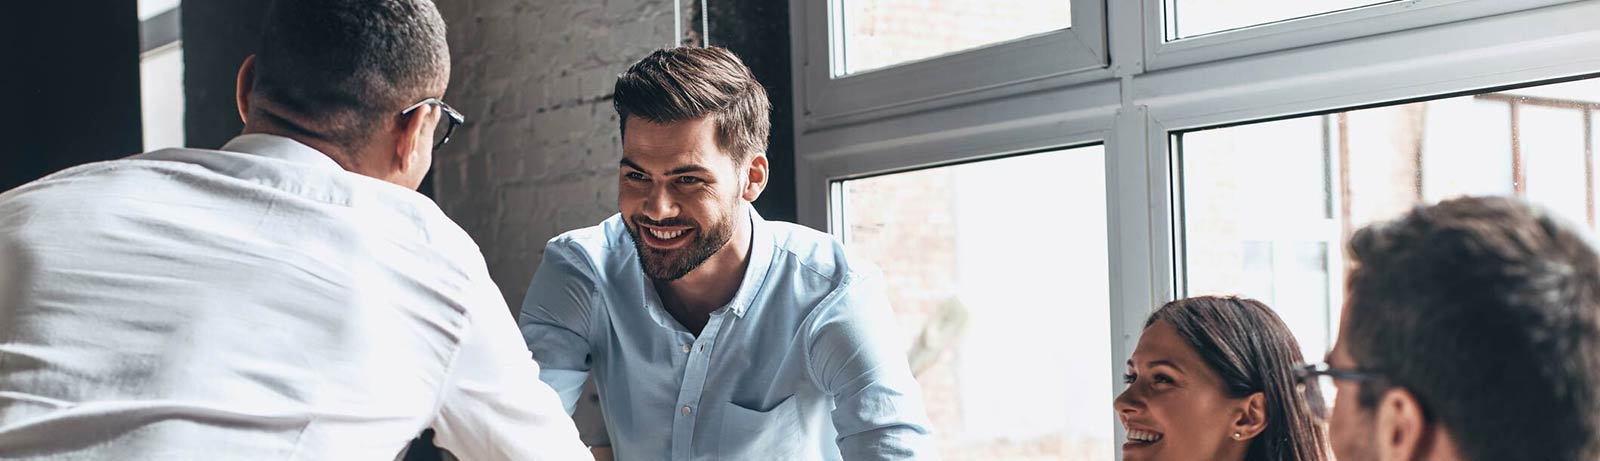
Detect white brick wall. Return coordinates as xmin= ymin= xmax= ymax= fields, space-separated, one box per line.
xmin=433 ymin=0 xmax=680 ymax=310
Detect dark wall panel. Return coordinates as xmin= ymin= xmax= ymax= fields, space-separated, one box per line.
xmin=708 ymin=0 xmax=797 ymax=224
xmin=4 ymin=1 xmax=143 ymax=193
xmin=181 ymin=0 xmax=269 ymax=151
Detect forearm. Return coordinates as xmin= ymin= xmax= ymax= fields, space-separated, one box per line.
xmin=837 ymin=422 xmax=933 ymax=461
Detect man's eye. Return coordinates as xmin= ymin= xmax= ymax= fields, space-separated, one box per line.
xmin=1122 ymin=373 xmax=1136 ymax=384
xmin=676 ymin=176 xmax=704 ymax=184
xmin=625 ymin=172 xmax=648 ymax=181
xmin=1154 ymin=374 xmax=1176 ymax=385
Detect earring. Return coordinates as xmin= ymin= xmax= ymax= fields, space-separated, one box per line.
xmin=1232 ymin=432 xmax=1243 ymax=440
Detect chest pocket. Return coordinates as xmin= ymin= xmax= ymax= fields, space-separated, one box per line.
xmin=719 ymin=394 xmax=804 ymax=459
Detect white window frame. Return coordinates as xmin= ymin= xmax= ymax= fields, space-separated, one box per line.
xmin=795 ymin=0 xmax=1108 ymax=130
xmin=140 ymin=5 xmax=181 ymax=55
xmin=1146 ymin=0 xmax=1580 ymax=70
xmin=790 ymin=1 xmax=1600 ymax=459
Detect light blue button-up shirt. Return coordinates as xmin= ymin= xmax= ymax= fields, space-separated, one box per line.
xmin=519 ymin=207 xmax=933 ymax=460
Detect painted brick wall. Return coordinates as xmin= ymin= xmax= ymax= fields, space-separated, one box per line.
xmin=431 ymin=0 xmax=680 ymax=310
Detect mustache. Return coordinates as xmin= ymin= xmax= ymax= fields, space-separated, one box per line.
xmin=632 ymin=216 xmax=695 ymax=228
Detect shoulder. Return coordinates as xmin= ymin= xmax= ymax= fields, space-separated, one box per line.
xmin=761 ymin=220 xmax=890 ymax=327
xmin=765 ymin=220 xmax=882 ymax=288
xmin=0 ymin=151 xmax=227 ymax=239
xmin=0 ymin=151 xmax=187 ymax=204
xmin=540 ymin=214 xmax=636 ymax=275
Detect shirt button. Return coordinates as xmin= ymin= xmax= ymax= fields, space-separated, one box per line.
xmin=681 ymin=405 xmax=692 ymax=416
xmin=681 ymin=344 xmax=691 ymax=353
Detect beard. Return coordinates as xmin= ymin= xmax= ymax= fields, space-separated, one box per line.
xmin=626 ymin=205 xmax=738 ymax=282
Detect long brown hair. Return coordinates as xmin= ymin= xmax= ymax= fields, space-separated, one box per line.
xmin=1147 ymin=296 xmax=1329 ymax=461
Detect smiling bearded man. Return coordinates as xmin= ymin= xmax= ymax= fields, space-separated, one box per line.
xmin=517 ymin=47 xmax=934 ymax=461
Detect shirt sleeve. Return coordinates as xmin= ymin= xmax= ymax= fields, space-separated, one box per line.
xmin=429 ymin=270 xmax=592 ymax=460
xmin=805 ymin=271 xmax=936 ymax=461
xmin=518 ymin=239 xmax=599 ymax=415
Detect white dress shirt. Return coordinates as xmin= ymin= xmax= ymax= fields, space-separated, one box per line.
xmin=0 ymin=134 xmax=589 ymax=460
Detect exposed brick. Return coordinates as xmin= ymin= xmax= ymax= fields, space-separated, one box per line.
xmin=437 ymin=0 xmax=675 ymax=313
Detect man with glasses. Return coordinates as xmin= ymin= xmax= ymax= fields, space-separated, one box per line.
xmin=0 ymin=0 xmax=586 ymax=459
xmin=1296 ymin=196 xmax=1600 ymax=460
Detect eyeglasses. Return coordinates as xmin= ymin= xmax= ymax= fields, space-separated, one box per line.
xmin=400 ymin=97 xmax=466 ymax=150
xmin=1293 ymin=362 xmax=1383 ymax=422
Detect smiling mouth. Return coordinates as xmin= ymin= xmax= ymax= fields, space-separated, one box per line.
xmin=649 ymin=228 xmax=687 ymax=240
xmin=638 ymin=223 xmax=695 ymax=249
xmin=1125 ymin=428 xmax=1164 ymax=446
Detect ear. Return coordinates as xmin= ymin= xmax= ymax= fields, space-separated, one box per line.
xmin=395 ymin=103 xmax=434 ymax=172
xmin=742 ymin=153 xmax=769 ymax=202
xmin=235 ymin=55 xmax=258 ymax=124
xmin=1231 ymin=392 xmax=1269 ymax=441
xmin=1374 ymin=387 xmax=1432 ymax=461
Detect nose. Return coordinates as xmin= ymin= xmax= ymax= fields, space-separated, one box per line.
xmin=1114 ymin=384 xmax=1142 ymax=418
xmin=641 ymin=182 xmax=677 ymax=222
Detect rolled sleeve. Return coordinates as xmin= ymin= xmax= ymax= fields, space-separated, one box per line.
xmin=805 ymin=272 xmax=935 ymax=461
xmin=519 ymin=240 xmax=600 ymax=414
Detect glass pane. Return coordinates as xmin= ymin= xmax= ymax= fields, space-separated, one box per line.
xmin=840 ymin=146 xmax=1111 ymax=460
xmin=1177 ymin=77 xmax=1600 ymax=360
xmin=139 ymin=0 xmax=181 ymax=21
xmin=140 ymin=45 xmax=186 ymax=151
xmin=1166 ymin=0 xmax=1397 ymax=40
xmin=837 ymin=0 xmax=1071 ymax=76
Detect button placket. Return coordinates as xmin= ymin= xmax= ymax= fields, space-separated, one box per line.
xmin=668 ymin=311 xmax=733 ymax=461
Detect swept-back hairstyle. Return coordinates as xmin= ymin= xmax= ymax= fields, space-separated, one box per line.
xmin=1148 ymin=296 xmax=1329 ymax=461
xmin=612 ymin=46 xmax=771 ymax=162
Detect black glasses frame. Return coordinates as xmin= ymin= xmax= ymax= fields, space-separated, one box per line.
xmin=1294 ymin=362 xmax=1385 ymax=420
xmin=401 ymin=97 xmax=466 ymax=150
xmin=1293 ymin=362 xmax=1382 ymax=385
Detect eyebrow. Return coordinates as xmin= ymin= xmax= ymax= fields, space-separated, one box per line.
xmin=619 ymin=158 xmax=711 ymax=176
xmin=1127 ymin=359 xmax=1185 ymax=373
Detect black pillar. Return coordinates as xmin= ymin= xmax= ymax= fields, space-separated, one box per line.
xmin=4 ymin=1 xmax=143 ymax=193
xmin=181 ymin=0 xmax=269 ymax=151
xmin=708 ymin=0 xmax=797 ymax=223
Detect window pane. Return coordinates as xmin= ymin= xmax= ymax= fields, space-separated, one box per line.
xmin=1166 ymin=0 xmax=1397 ymax=40
xmin=139 ymin=0 xmax=181 ymax=21
xmin=1177 ymin=77 xmax=1600 ymax=360
xmin=840 ymin=146 xmax=1111 ymax=460
xmin=140 ymin=45 xmax=186 ymax=151
xmin=837 ymin=0 xmax=1070 ymax=76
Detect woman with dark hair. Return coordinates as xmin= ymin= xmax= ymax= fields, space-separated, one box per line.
xmin=1114 ymin=296 xmax=1328 ymax=461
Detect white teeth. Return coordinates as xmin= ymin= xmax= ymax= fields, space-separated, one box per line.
xmin=648 ymin=228 xmax=685 ymax=240
xmin=1126 ymin=429 xmax=1163 ymax=443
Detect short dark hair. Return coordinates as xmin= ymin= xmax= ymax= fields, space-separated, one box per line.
xmin=1345 ymin=196 xmax=1600 ymax=460
xmin=613 ymin=47 xmax=771 ymax=162
xmin=252 ymin=0 xmax=448 ymax=150
xmin=1148 ymin=296 xmax=1329 ymax=461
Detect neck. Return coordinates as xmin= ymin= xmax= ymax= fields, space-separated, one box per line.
xmin=1218 ymin=440 xmax=1249 ymax=461
xmin=1415 ymin=426 xmax=1462 ymax=461
xmin=656 ymin=206 xmax=753 ymax=317
xmin=241 ymin=115 xmax=359 ymax=172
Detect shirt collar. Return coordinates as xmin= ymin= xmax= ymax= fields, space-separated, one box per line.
xmin=220 ymin=134 xmax=345 ymax=172
xmin=725 ymin=205 xmax=774 ymax=318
